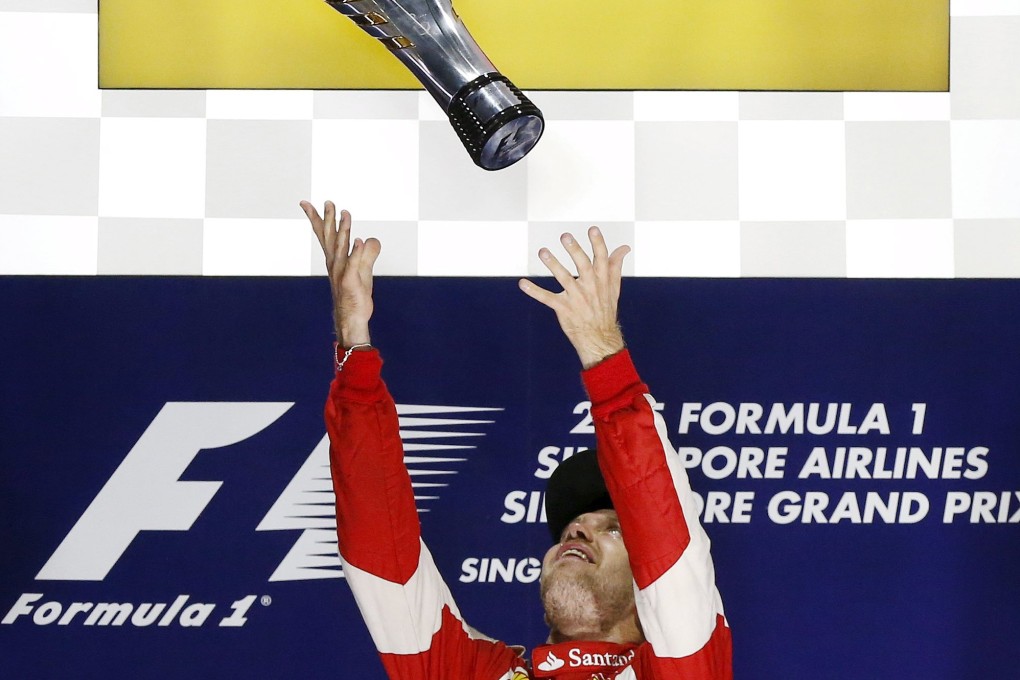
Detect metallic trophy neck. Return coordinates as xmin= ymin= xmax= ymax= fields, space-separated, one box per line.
xmin=327 ymin=0 xmax=495 ymax=104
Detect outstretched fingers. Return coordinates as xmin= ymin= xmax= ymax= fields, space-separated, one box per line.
xmin=520 ymin=225 xmax=631 ymax=368
xmin=323 ymin=201 xmax=338 ymax=265
xmin=539 ymin=247 xmax=579 ymax=292
xmin=301 ymin=202 xmax=381 ymax=346
xmin=560 ymin=232 xmax=594 ymax=277
xmin=518 ymin=277 xmax=560 ymax=310
xmin=300 ymin=200 xmax=326 ymax=249
xmin=607 ymin=243 xmax=631 ymax=296
xmin=330 ymin=208 xmax=352 ymax=275
xmin=588 ymin=226 xmax=610 ymax=273
xmin=302 ymin=200 xmax=357 ymax=283
xmin=527 ymin=227 xmax=628 ymax=303
xmin=360 ymin=237 xmax=381 ymax=270
xmin=348 ymin=237 xmax=381 ymax=283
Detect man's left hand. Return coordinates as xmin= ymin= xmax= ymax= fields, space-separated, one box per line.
xmin=519 ymin=226 xmax=630 ymax=369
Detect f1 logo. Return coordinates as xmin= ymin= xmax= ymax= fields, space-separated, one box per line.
xmin=35 ymin=400 xmax=495 ymax=582
xmin=36 ymin=402 xmax=292 ymax=581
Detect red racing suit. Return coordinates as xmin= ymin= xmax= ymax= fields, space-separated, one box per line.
xmin=326 ymin=347 xmax=732 ymax=680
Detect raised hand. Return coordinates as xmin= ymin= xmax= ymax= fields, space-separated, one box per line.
xmin=519 ymin=226 xmax=631 ymax=369
xmin=300 ymin=200 xmax=381 ymax=347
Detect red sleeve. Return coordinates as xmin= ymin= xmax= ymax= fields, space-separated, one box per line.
xmin=582 ymin=350 xmax=688 ymax=588
xmin=582 ymin=350 xmax=733 ymax=679
xmin=326 ymin=348 xmax=420 ymax=582
xmin=326 ymin=348 xmax=525 ymax=680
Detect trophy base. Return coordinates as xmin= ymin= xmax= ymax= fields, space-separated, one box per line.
xmin=447 ymin=73 xmax=544 ymax=171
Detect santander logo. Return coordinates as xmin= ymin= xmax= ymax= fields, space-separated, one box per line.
xmin=534 ymin=644 xmax=637 ymax=675
xmin=537 ymin=651 xmax=565 ymax=672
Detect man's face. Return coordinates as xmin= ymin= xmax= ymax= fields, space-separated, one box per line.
xmin=539 ymin=509 xmax=635 ymax=635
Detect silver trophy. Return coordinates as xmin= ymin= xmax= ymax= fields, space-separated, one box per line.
xmin=326 ymin=0 xmax=544 ymax=170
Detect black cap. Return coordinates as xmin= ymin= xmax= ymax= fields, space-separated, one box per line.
xmin=545 ymin=449 xmax=613 ymax=543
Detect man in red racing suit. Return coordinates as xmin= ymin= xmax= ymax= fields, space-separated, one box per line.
xmin=302 ymin=200 xmax=733 ymax=680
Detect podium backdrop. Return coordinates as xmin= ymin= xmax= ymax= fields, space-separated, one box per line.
xmin=3 ymin=276 xmax=1019 ymax=679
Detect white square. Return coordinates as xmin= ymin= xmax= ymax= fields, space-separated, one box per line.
xmin=951 ymin=0 xmax=1020 ymax=16
xmin=98 ymin=118 xmax=207 ymax=218
xmin=206 ymin=90 xmax=314 ymax=120
xmin=0 ymin=215 xmax=98 ymax=275
xmin=204 ymin=218 xmax=312 ymax=275
xmin=844 ymin=93 xmax=951 ymax=121
xmin=846 ymin=219 xmax=955 ymax=278
xmin=417 ymin=221 xmax=527 ymax=276
xmin=310 ymin=120 xmax=419 ymax=221
xmin=951 ymin=121 xmax=1020 ymax=218
xmin=738 ymin=121 xmax=846 ymax=221
xmin=417 ymin=91 xmax=447 ymax=121
xmin=528 ymin=121 xmax=635 ymax=222
xmin=634 ymin=221 xmax=740 ymax=277
xmin=0 ymin=13 xmax=100 ymax=117
xmin=634 ymin=92 xmax=739 ymax=122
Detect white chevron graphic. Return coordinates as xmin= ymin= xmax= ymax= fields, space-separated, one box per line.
xmin=257 ymin=403 xmax=501 ymax=581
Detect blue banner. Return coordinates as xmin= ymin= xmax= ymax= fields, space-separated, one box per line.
xmin=3 ymin=277 xmax=1019 ymax=678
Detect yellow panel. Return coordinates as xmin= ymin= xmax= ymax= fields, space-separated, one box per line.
xmin=99 ymin=0 xmax=948 ymax=91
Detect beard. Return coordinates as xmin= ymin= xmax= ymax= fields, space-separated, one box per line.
xmin=540 ymin=564 xmax=635 ymax=637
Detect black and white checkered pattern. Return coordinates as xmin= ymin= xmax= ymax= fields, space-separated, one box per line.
xmin=1 ymin=1 xmax=1019 ymax=278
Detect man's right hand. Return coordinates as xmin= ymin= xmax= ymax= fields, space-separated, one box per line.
xmin=300 ymin=200 xmax=381 ymax=347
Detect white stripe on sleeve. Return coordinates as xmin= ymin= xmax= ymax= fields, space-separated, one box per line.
xmin=634 ymin=394 xmax=726 ymax=657
xmin=341 ymin=540 xmax=458 ymax=654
